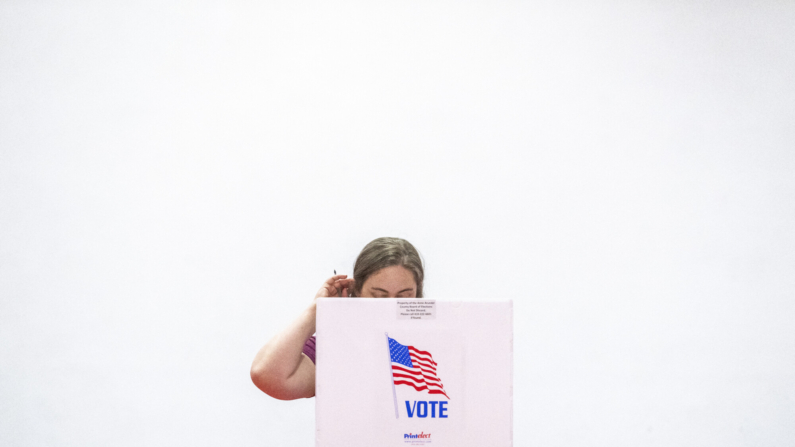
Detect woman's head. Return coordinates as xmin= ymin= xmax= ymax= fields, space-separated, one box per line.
xmin=352 ymin=237 xmax=424 ymax=298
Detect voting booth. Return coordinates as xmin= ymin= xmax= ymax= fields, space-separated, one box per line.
xmin=316 ymin=299 xmax=513 ymax=446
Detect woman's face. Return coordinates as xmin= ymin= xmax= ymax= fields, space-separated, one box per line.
xmin=359 ymin=265 xmax=417 ymax=298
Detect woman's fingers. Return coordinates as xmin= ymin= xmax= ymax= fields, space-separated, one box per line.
xmin=329 ymin=275 xmax=353 ymax=296
xmin=332 ymin=279 xmax=354 ymax=296
xmin=322 ymin=275 xmax=347 ymax=295
xmin=316 ymin=276 xmax=355 ymax=299
xmin=339 ymin=278 xmax=354 ymax=297
xmin=324 ymin=274 xmax=347 ymax=285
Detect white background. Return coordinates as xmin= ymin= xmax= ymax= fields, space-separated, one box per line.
xmin=1 ymin=1 xmax=794 ymax=446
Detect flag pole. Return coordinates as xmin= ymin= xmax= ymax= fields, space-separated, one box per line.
xmin=385 ymin=332 xmax=399 ymax=419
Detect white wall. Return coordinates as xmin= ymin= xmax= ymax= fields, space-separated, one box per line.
xmin=1 ymin=1 xmax=794 ymax=446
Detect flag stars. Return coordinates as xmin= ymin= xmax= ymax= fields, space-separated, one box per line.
xmin=389 ymin=337 xmax=413 ymax=368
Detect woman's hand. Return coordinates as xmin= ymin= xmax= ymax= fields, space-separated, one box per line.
xmin=315 ymin=275 xmax=355 ymax=299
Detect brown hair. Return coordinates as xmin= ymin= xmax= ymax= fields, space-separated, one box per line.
xmin=352 ymin=237 xmax=424 ymax=298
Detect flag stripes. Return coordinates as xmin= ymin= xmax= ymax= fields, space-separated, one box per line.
xmin=388 ymin=336 xmax=449 ymax=399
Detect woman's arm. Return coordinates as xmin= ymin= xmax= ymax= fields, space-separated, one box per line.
xmin=250 ymin=275 xmax=353 ymax=400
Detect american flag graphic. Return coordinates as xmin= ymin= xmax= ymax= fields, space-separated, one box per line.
xmin=388 ymin=336 xmax=449 ymax=399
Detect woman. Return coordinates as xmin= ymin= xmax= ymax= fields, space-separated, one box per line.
xmin=250 ymin=237 xmax=424 ymax=400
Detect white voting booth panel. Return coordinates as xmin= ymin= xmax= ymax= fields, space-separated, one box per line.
xmin=316 ymin=299 xmax=512 ymax=447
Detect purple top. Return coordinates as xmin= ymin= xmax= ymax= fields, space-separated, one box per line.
xmin=302 ymin=335 xmax=316 ymax=364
